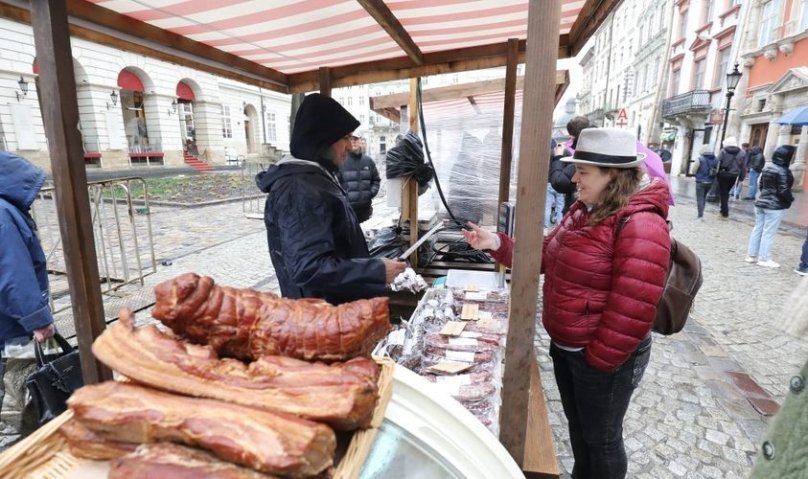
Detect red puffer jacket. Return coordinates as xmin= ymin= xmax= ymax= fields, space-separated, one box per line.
xmin=491 ymin=180 xmax=670 ymax=371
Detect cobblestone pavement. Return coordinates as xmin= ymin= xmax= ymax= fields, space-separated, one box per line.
xmin=16 ymin=180 xmax=808 ymax=476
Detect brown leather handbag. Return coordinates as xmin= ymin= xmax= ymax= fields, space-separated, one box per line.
xmin=653 ymin=237 xmax=703 ymax=335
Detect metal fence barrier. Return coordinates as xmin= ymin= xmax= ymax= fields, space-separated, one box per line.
xmin=32 ymin=177 xmax=157 ymax=313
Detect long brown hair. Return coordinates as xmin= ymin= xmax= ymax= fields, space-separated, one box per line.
xmin=588 ymin=167 xmax=643 ymax=224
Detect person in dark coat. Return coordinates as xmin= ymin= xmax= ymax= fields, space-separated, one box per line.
xmin=337 ymin=131 xmax=381 ymax=223
xmin=745 ymin=145 xmax=796 ymax=268
xmin=715 ymin=136 xmax=746 ymax=220
xmin=743 ymin=145 xmax=765 ymax=200
xmin=689 ymin=146 xmax=718 ymax=220
xmin=0 ymin=151 xmax=56 ymax=438
xmin=255 ymin=94 xmax=405 ymax=304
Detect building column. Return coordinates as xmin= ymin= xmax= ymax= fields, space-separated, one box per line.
xmin=192 ymin=100 xmax=224 ymax=163
xmin=689 ymin=128 xmax=706 ymax=170
xmin=671 ymin=124 xmax=690 ymax=176
xmin=764 ymin=94 xmax=783 ymax=159
xmin=791 ymin=125 xmax=808 ymax=192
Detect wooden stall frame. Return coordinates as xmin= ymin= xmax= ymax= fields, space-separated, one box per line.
xmin=3 ymin=0 xmax=624 ymax=475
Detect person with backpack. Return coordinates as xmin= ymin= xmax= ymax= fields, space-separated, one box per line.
xmin=716 ymin=137 xmax=746 ymax=220
xmin=745 ymin=145 xmax=796 ymax=268
xmin=463 ymin=128 xmax=671 ymax=479
xmin=743 ymin=145 xmax=765 ymax=200
xmin=689 ymin=146 xmax=719 ymax=220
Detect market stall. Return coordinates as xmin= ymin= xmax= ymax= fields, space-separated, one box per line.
xmin=0 ymin=0 xmax=621 ymax=476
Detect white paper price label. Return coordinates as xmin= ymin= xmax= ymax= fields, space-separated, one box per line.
xmin=448 ymin=337 xmax=479 ymax=348
xmin=465 ymin=291 xmax=488 ymax=301
xmin=446 ymin=350 xmax=476 ymax=363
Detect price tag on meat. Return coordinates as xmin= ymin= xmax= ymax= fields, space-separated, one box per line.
xmin=478 ymin=311 xmax=493 ymax=320
xmin=448 ymin=337 xmax=479 ymax=348
xmin=465 ymin=291 xmax=488 ymax=301
xmin=460 ymin=303 xmax=479 ymax=321
xmin=464 ymin=284 xmax=479 ymax=292
xmin=440 ymin=321 xmax=466 ymax=336
xmin=427 ymin=361 xmax=473 ymax=375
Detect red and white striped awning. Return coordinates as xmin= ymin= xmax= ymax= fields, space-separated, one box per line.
xmin=86 ymin=1 xmax=585 ymax=75
xmin=0 ymin=1 xmax=615 ymax=93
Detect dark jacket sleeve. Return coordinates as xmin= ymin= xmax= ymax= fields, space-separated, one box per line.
xmin=273 ymin=187 xmax=385 ymax=297
xmin=0 ymin=219 xmax=54 ymax=333
xmin=778 ymin=168 xmax=795 ymax=207
xmin=549 ymin=155 xmax=576 ymax=194
xmin=739 ymin=153 xmax=747 ymax=182
xmin=369 ymin=159 xmax=381 ymax=198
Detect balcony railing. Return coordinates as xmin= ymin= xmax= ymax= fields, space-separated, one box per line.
xmin=662 ymin=90 xmax=712 ymax=119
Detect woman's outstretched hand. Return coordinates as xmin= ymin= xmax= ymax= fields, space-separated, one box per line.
xmin=462 ymin=222 xmax=498 ymax=251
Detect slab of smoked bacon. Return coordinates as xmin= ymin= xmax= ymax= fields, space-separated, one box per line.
xmin=110 ymin=443 xmax=279 ymax=479
xmin=93 ymin=310 xmax=379 ymax=430
xmin=60 ymin=418 xmax=137 ymax=460
xmin=151 ymin=273 xmax=390 ymax=362
xmin=68 ymin=382 xmax=335 ymax=477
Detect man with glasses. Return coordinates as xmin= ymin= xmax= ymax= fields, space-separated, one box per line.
xmin=337 ymin=130 xmax=381 ymax=223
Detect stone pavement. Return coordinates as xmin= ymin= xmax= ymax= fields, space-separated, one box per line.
xmin=20 ymin=182 xmax=808 ymax=476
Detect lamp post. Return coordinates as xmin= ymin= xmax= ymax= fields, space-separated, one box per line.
xmin=719 ymin=63 xmax=743 ymax=147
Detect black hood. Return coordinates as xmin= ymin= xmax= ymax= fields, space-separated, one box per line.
xmin=256 ymin=160 xmax=328 ymax=194
xmin=750 ymin=145 xmax=763 ymax=155
xmin=722 ymin=145 xmax=741 ymax=155
xmin=290 ymin=94 xmax=359 ymax=172
xmin=700 ymin=152 xmax=716 ymax=160
xmin=772 ymin=145 xmax=796 ymax=167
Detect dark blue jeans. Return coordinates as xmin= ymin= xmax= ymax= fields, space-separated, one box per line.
xmin=800 ymin=229 xmax=808 ymax=270
xmin=695 ymin=182 xmax=712 ymax=218
xmin=550 ymin=336 xmax=652 ymax=479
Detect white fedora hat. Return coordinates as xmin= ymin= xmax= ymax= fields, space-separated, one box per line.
xmin=561 ymin=128 xmax=645 ymax=168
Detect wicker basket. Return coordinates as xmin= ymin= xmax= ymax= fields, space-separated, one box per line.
xmin=0 ymin=357 xmax=394 ymax=479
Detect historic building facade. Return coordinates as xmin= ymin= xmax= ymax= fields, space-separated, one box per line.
xmin=0 ymin=18 xmax=291 ymax=172
xmin=736 ymin=0 xmax=808 ymax=189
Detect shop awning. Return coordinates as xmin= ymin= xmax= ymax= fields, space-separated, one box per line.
xmin=0 ymin=0 xmax=618 ymax=94
xmin=117 ymin=70 xmax=144 ymax=92
xmin=176 ymin=81 xmax=195 ymax=101
xmin=777 ymin=106 xmax=808 ymax=126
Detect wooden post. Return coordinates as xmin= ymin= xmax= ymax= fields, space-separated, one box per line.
xmin=402 ymin=78 xmax=419 ymax=267
xmin=496 ymin=38 xmax=520 ymax=273
xmin=499 ymin=0 xmax=560 ymax=465
xmin=498 ymin=38 xmax=519 ymax=208
xmin=30 ymin=0 xmax=112 ymax=384
xmin=319 ymin=67 xmax=331 ymax=97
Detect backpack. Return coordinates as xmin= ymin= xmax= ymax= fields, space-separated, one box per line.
xmin=719 ymin=151 xmax=742 ymax=175
xmin=618 ymin=219 xmax=703 ymax=335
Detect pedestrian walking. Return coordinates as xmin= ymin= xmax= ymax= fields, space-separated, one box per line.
xmin=745 ymin=145 xmax=796 ymax=268
xmin=337 ymin=130 xmax=381 ymax=223
xmin=716 ymin=137 xmax=747 ymax=220
xmin=545 ymin=140 xmax=566 ymax=231
xmin=743 ymin=145 xmax=765 ymax=200
xmin=689 ymin=146 xmax=718 ymax=220
xmin=464 ymin=128 xmax=671 ymax=479
xmin=795 ymin=228 xmax=808 ymax=276
xmin=729 ymin=142 xmax=751 ymax=199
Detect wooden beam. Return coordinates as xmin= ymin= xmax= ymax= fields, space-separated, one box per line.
xmin=498 ymin=38 xmax=519 ymax=209
xmin=499 ymin=0 xmax=560 ymax=466
xmin=30 ymin=0 xmax=112 ymax=384
xmin=554 ymin=70 xmax=570 ymax=105
xmin=568 ymin=0 xmax=622 ymax=56
xmin=319 ymin=67 xmax=331 ymax=97
xmin=371 ymin=76 xmax=526 ymax=111
xmin=357 ymin=0 xmax=423 ymax=65
xmin=289 ymin=40 xmax=545 ymax=92
xmin=0 ymin=2 xmax=289 ymax=94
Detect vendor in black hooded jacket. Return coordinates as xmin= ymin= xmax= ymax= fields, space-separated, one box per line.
xmin=256 ymin=94 xmax=405 ymax=305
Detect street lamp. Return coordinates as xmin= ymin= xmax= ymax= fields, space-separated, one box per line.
xmin=719 ymin=63 xmax=743 ymax=147
xmin=15 ymin=75 xmax=29 ymax=101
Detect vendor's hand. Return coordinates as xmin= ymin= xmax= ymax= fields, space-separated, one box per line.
xmin=33 ymin=324 xmax=56 ymax=343
xmin=463 ymin=222 xmax=498 ymax=251
xmin=383 ymin=258 xmax=407 ymax=284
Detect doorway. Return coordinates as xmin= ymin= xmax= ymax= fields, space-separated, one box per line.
xmin=750 ymin=123 xmax=768 ymax=148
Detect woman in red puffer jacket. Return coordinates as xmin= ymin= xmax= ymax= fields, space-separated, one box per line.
xmin=464 ymin=128 xmax=670 ymax=479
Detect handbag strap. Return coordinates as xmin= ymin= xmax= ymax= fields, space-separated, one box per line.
xmin=34 ymin=333 xmax=73 ymax=367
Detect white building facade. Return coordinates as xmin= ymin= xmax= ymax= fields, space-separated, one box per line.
xmin=0 ymin=18 xmax=291 ymax=172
